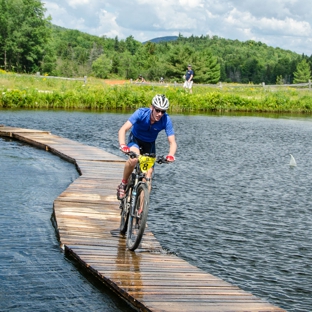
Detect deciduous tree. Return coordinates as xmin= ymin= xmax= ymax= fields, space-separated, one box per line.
xmin=0 ymin=0 xmax=51 ymax=72
xmin=92 ymin=54 xmax=112 ymax=79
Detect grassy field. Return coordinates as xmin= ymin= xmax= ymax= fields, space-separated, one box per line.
xmin=1 ymin=72 xmax=312 ymax=113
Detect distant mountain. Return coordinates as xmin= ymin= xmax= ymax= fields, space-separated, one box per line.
xmin=143 ymin=36 xmax=178 ymax=44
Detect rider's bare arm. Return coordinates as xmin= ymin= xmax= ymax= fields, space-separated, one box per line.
xmin=118 ymin=120 xmax=133 ymax=146
xmin=167 ymin=134 xmax=177 ymax=161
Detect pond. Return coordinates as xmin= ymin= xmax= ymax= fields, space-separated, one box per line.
xmin=1 ymin=110 xmax=312 ymax=312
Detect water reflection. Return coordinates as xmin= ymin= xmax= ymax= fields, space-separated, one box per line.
xmin=113 ymin=235 xmax=144 ymax=300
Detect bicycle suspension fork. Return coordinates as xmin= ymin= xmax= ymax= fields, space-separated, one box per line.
xmin=130 ymin=175 xmax=139 ymax=217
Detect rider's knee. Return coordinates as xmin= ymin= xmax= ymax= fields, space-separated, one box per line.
xmin=127 ymin=157 xmax=138 ymax=167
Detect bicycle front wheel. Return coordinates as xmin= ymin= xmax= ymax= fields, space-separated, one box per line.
xmin=126 ymin=183 xmax=149 ymax=251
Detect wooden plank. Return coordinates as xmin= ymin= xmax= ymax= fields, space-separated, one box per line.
xmin=0 ymin=126 xmax=50 ymax=136
xmin=0 ymin=126 xmax=286 ymax=312
xmin=142 ymin=302 xmax=284 ymax=312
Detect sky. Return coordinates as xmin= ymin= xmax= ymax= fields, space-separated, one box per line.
xmin=43 ymin=0 xmax=312 ymax=56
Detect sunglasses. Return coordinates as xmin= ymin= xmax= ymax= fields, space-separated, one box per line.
xmin=154 ymin=108 xmax=166 ymax=114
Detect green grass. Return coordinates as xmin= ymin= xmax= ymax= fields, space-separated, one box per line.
xmin=1 ymin=72 xmax=312 ymax=113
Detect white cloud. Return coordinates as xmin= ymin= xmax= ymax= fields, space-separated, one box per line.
xmin=97 ymin=10 xmax=123 ymax=38
xmin=178 ymin=0 xmax=204 ymax=8
xmin=225 ymin=8 xmax=312 ymax=37
xmin=43 ymin=0 xmax=312 ymax=55
xmin=260 ymin=17 xmax=311 ymax=37
xmin=66 ymin=0 xmax=90 ymax=8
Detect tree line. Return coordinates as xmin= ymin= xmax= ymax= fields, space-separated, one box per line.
xmin=1 ymin=0 xmax=311 ymax=84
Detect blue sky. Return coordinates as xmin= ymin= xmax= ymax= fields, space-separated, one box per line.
xmin=43 ymin=0 xmax=312 ymax=55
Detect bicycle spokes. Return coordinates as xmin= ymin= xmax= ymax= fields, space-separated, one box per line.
xmin=126 ymin=183 xmax=150 ymax=251
xmin=137 ymin=191 xmax=145 ymax=216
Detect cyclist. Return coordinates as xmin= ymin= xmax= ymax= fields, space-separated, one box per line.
xmin=117 ymin=94 xmax=177 ymax=200
xmin=135 ymin=75 xmax=146 ymax=83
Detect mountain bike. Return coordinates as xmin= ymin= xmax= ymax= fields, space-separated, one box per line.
xmin=119 ymin=151 xmax=168 ymax=251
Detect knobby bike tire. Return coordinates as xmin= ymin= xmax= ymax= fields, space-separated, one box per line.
xmin=126 ymin=183 xmax=149 ymax=251
xmin=119 ymin=186 xmax=132 ymax=235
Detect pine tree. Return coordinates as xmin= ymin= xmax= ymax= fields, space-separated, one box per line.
xmin=193 ymin=51 xmax=220 ymax=84
xmin=293 ymin=59 xmax=311 ymax=83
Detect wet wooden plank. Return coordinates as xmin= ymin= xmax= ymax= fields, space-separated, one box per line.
xmin=139 ymin=302 xmax=283 ymax=312
xmin=0 ymin=126 xmax=50 ymax=136
xmin=0 ymin=126 xmax=286 ymax=312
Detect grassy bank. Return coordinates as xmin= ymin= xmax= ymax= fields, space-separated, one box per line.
xmin=1 ymin=72 xmax=312 ymax=113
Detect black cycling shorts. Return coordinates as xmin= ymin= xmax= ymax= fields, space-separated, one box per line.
xmin=128 ymin=132 xmax=156 ymax=155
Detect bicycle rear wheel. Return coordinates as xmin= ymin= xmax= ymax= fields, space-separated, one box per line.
xmin=126 ymin=183 xmax=149 ymax=251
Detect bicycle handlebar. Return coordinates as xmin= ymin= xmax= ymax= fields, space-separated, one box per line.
xmin=156 ymin=155 xmax=168 ymax=164
xmin=124 ymin=151 xmax=169 ymax=164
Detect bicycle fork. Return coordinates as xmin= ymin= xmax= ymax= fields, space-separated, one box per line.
xmin=130 ymin=188 xmax=137 ymax=217
xmin=128 ymin=176 xmax=140 ymax=229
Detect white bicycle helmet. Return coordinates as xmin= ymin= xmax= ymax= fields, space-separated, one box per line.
xmin=152 ymin=94 xmax=169 ymax=110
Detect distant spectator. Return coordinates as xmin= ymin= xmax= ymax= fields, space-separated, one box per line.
xmin=183 ymin=65 xmax=194 ymax=93
xmin=159 ymin=77 xmax=164 ymax=83
xmin=135 ymin=75 xmax=146 ymax=83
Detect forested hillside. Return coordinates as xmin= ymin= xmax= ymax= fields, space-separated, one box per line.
xmin=1 ymin=0 xmax=311 ymax=84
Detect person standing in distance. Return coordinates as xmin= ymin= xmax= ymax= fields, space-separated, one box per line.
xmin=183 ymin=64 xmax=194 ymax=94
xmin=117 ymin=94 xmax=177 ymax=200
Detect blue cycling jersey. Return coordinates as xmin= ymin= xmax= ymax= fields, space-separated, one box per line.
xmin=128 ymin=108 xmax=175 ymax=143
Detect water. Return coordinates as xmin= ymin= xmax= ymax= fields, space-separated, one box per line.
xmin=0 ymin=136 xmax=134 ymax=311
xmin=1 ymin=110 xmax=312 ymax=312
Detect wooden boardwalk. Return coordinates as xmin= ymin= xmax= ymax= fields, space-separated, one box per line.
xmin=0 ymin=125 xmax=286 ymax=312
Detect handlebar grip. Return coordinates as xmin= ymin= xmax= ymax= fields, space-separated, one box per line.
xmin=128 ymin=151 xmax=137 ymax=159
xmin=156 ymin=156 xmax=168 ymax=164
